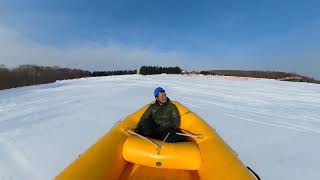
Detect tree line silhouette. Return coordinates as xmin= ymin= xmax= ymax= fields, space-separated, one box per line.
xmin=0 ymin=65 xmax=92 ymax=90
xmin=199 ymin=70 xmax=299 ymax=79
xmin=0 ymin=65 xmax=141 ymax=90
xmin=0 ymin=65 xmax=140 ymax=90
xmin=198 ymin=70 xmax=319 ymax=84
xmin=92 ymin=70 xmax=137 ymax=77
xmin=1 ymin=64 xmax=318 ymax=90
xmin=139 ymin=66 xmax=182 ymax=75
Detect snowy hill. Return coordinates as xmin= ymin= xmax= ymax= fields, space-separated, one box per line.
xmin=0 ymin=74 xmax=319 ymax=180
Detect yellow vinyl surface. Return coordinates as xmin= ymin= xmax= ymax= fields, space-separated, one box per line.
xmin=55 ymin=101 xmax=255 ymax=180
xmin=122 ymin=135 xmax=201 ymax=170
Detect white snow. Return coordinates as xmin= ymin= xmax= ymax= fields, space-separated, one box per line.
xmin=0 ymin=74 xmax=320 ymax=179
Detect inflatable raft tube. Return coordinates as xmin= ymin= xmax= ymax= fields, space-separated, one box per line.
xmin=55 ymin=101 xmax=256 ymax=180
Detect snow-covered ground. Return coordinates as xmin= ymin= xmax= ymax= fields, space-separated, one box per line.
xmin=0 ymin=74 xmax=320 ymax=180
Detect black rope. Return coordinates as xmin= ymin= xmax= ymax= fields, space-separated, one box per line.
xmin=247 ymin=166 xmax=261 ymax=180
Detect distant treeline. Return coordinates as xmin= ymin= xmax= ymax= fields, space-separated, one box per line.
xmin=92 ymin=70 xmax=137 ymax=77
xmin=0 ymin=65 xmax=91 ymax=90
xmin=0 ymin=64 xmax=140 ymax=90
xmin=199 ymin=70 xmax=298 ymax=79
xmin=2 ymin=64 xmax=318 ymax=90
xmin=139 ymin=66 xmax=182 ymax=75
xmin=198 ymin=70 xmax=320 ymax=84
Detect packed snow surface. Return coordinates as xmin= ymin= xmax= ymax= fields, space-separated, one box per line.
xmin=0 ymin=74 xmax=320 ymax=179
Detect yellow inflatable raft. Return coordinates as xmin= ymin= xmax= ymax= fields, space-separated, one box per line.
xmin=55 ymin=101 xmax=256 ymax=180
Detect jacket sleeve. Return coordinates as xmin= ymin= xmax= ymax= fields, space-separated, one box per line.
xmin=171 ymin=104 xmax=181 ymax=129
xmin=135 ymin=105 xmax=154 ymax=135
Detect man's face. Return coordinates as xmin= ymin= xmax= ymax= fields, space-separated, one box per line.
xmin=157 ymin=91 xmax=167 ymax=104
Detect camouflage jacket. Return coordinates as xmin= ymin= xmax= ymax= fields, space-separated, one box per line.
xmin=136 ymin=98 xmax=181 ymax=133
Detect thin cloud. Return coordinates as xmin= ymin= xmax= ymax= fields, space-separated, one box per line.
xmin=0 ymin=26 xmax=319 ymax=79
xmin=0 ymin=26 xmax=192 ymax=71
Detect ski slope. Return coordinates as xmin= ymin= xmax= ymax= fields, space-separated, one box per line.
xmin=0 ymin=74 xmax=319 ymax=180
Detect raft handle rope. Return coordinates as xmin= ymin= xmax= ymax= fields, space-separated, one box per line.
xmin=160 ymin=132 xmax=171 ymax=146
xmin=157 ymin=132 xmax=171 ymax=154
xmin=126 ymin=129 xmax=164 ymax=154
xmin=178 ymin=128 xmax=203 ymax=138
xmin=126 ymin=129 xmax=201 ymax=154
xmin=126 ymin=129 xmax=161 ymax=147
xmin=247 ymin=166 xmax=261 ymax=180
xmin=176 ymin=132 xmax=202 ymax=138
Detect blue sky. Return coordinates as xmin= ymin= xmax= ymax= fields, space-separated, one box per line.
xmin=1 ymin=0 xmax=320 ymax=78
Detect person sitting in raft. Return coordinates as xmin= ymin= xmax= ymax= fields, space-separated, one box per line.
xmin=135 ymin=87 xmax=186 ymax=143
